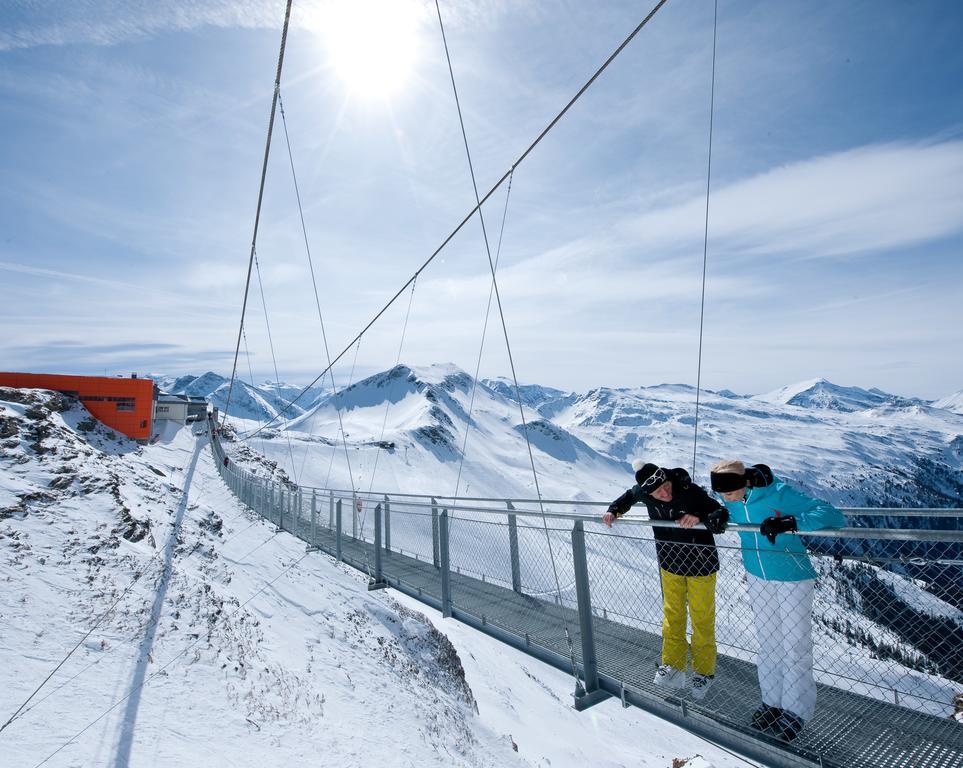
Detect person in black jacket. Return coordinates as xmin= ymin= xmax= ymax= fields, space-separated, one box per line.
xmin=603 ymin=460 xmax=728 ymax=698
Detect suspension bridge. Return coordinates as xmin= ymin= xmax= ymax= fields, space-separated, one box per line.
xmin=210 ymin=428 xmax=963 ymax=768
xmin=208 ymin=1 xmax=963 ymax=767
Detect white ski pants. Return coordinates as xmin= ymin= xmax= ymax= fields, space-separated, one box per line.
xmin=745 ymin=574 xmax=816 ymax=722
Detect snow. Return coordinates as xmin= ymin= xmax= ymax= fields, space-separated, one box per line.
xmin=0 ymin=388 xmax=742 ymax=767
xmin=3 ymin=367 xmax=962 ymax=766
xmin=933 ymin=389 xmax=963 ymax=414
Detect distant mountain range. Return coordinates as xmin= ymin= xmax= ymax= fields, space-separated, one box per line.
xmin=155 ymin=366 xmax=963 ymax=509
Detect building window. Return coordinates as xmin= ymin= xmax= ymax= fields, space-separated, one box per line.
xmin=117 ymin=402 xmax=134 ymax=412
xmin=157 ymin=406 xmax=170 ymax=413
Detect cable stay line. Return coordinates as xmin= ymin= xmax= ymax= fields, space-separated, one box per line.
xmin=223 ymin=0 xmax=294 ymax=425
xmin=252 ymin=250 xmax=300 ymax=483
xmin=241 ymin=326 xmax=272 ymax=465
xmin=241 ymin=0 xmax=672 ymax=443
xmin=275 ymin=87 xmax=356 ymax=496
xmin=365 ymin=276 xmax=419 ymax=500
xmin=354 ymin=277 xmax=419 ymax=583
xmin=451 ymin=169 xmax=514 ymax=505
xmin=434 ymin=0 xmax=584 ymax=694
xmin=324 ymin=338 xmax=363 ymax=492
xmin=691 ymin=0 xmax=718 ymax=479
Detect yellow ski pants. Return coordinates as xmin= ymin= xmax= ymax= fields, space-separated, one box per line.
xmin=660 ymin=569 xmax=717 ymax=676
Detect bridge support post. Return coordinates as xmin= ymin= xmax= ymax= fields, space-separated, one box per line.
xmin=383 ymin=495 xmax=391 ymax=554
xmin=431 ymin=498 xmax=440 ymax=568
xmin=311 ymin=490 xmax=317 ymax=545
xmin=352 ymin=491 xmax=358 ymax=539
xmin=369 ymin=503 xmax=388 ymax=591
xmin=571 ymin=520 xmax=610 ymax=711
xmin=507 ymin=501 xmax=522 ymax=593
xmin=335 ymin=499 xmax=343 ymax=562
xmin=439 ymin=508 xmax=451 ymax=617
xmin=295 ymin=488 xmax=301 ymax=538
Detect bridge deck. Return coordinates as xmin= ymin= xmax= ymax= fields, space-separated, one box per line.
xmin=299 ymin=522 xmax=962 ymax=768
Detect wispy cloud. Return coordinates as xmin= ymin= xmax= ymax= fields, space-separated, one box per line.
xmin=0 ymin=1 xmax=281 ymax=51
xmin=624 ymin=140 xmax=963 ymax=260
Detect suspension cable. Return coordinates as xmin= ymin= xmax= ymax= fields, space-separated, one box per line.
xmin=324 ymin=339 xmax=362 ymax=491
xmin=434 ymin=0 xmax=582 ymax=688
xmin=366 ymin=277 xmax=419 ymax=497
xmin=275 ymin=88 xmax=355 ymax=495
xmin=241 ymin=326 xmax=271 ymax=464
xmin=253 ymin=251 xmax=300 ymax=482
xmin=691 ymin=0 xmax=718 ymax=479
xmin=241 ymin=0 xmax=672 ymax=442
xmin=223 ymin=0 xmax=294 ymax=424
xmin=452 ymin=170 xmax=514 ymax=504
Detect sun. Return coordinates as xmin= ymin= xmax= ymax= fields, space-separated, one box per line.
xmin=309 ymin=0 xmax=425 ymax=102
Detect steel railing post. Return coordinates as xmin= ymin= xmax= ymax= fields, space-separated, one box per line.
xmin=431 ymin=498 xmax=440 ymax=569
xmin=335 ymin=499 xmax=343 ymax=562
xmin=571 ymin=520 xmax=609 ymax=710
xmin=352 ymin=491 xmax=358 ymax=539
xmin=296 ymin=488 xmax=303 ymax=539
xmin=369 ymin=503 xmax=387 ymax=590
xmin=329 ymin=490 xmax=334 ymax=529
xmin=440 ymin=508 xmax=451 ymax=617
xmin=279 ymin=488 xmax=285 ymax=531
xmin=508 ymin=501 xmax=522 ymax=593
xmin=311 ymin=490 xmax=317 ymax=545
xmin=384 ymin=494 xmax=391 ymax=554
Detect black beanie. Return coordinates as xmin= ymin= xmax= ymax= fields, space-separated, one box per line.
xmin=633 ymin=461 xmax=660 ymax=486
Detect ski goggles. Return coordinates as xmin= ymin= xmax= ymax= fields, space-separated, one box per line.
xmin=639 ymin=467 xmax=668 ymax=494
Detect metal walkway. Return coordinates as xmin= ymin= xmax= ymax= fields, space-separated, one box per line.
xmin=306 ymin=522 xmax=962 ymax=768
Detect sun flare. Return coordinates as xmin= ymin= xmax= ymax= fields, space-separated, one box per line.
xmin=310 ymin=0 xmax=424 ymax=102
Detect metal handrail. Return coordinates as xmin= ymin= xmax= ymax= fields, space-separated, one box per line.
xmin=226 ymin=466 xmax=963 ymax=543
xmin=267 ymin=482 xmax=963 ymax=517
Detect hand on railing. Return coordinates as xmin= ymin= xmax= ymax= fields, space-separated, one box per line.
xmin=760 ymin=515 xmax=798 ymax=544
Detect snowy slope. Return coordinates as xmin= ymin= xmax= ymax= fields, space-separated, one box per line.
xmin=152 ymin=371 xmax=324 ymax=424
xmin=214 ymin=363 xmax=963 ymax=510
xmin=0 ymin=387 xmax=736 ymax=768
xmin=933 ymin=390 xmax=963 ymax=414
xmin=752 ymin=378 xmax=922 ymax=412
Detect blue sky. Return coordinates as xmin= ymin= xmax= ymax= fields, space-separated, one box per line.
xmin=1 ymin=0 xmax=962 ymax=400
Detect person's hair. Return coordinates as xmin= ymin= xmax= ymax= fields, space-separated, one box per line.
xmin=711 ymin=459 xmax=745 ymax=475
xmin=710 ymin=459 xmax=748 ymax=493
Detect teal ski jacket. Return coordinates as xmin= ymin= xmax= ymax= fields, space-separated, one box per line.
xmin=722 ymin=474 xmax=844 ymax=582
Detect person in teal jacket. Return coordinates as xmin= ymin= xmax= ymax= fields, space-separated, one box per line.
xmin=710 ymin=459 xmax=844 ymax=743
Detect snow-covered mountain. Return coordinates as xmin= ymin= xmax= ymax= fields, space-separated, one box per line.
xmin=933 ymin=389 xmax=963 ymax=415
xmin=153 ymin=371 xmax=324 ymax=424
xmin=164 ymin=366 xmax=963 ymax=509
xmin=754 ymin=378 xmax=924 ymax=412
xmin=0 ymin=386 xmax=740 ymax=768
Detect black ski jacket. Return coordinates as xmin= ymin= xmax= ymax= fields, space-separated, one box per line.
xmin=607 ymin=467 xmax=724 ymax=577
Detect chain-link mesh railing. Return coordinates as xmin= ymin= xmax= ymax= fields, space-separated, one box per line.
xmin=209 ymin=429 xmax=963 ymax=768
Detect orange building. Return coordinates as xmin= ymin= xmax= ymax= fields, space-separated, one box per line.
xmin=0 ymin=372 xmax=154 ymax=441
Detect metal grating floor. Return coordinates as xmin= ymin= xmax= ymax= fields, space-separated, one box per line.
xmin=302 ymin=525 xmax=963 ymax=768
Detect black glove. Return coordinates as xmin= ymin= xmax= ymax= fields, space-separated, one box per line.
xmin=705 ymin=506 xmax=729 ymax=534
xmin=760 ymin=515 xmax=797 ymax=544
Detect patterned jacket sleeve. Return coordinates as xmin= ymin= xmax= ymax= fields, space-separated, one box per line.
xmin=608 ymin=486 xmax=644 ymax=518
xmin=685 ymin=482 xmax=726 ymax=523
